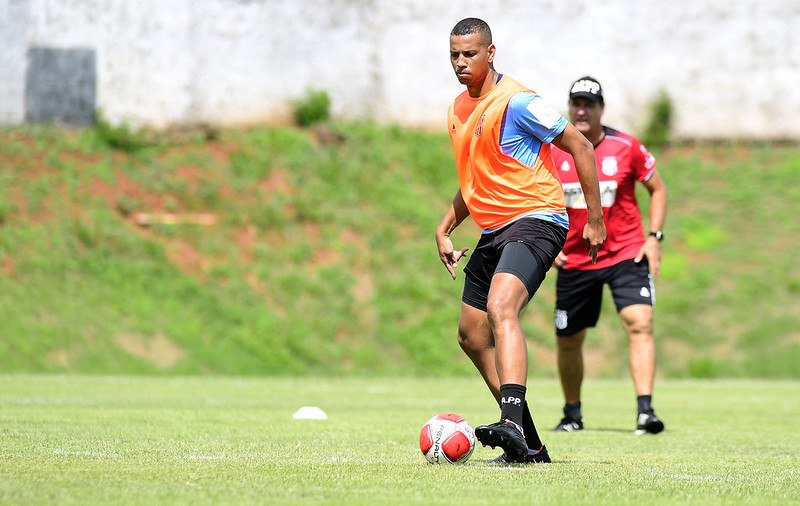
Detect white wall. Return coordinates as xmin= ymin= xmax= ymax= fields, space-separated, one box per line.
xmin=2 ymin=0 xmax=798 ymax=140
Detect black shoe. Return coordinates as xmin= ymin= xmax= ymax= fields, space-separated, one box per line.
xmin=552 ymin=416 xmax=584 ymax=432
xmin=635 ymin=409 xmax=664 ymax=435
xmin=475 ymin=419 xmax=528 ymax=461
xmin=487 ymin=445 xmax=551 ymax=464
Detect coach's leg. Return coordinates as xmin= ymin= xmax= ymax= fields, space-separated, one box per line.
xmin=555 ymin=329 xmax=587 ymax=404
xmin=619 ymin=304 xmax=655 ymax=396
xmin=458 ymin=303 xmax=501 ymax=403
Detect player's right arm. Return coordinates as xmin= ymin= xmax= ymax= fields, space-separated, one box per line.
xmin=435 ymin=189 xmax=471 ymax=279
xmin=552 ymin=123 xmax=606 ymax=263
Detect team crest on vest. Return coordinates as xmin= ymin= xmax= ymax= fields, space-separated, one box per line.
xmin=601 ymin=156 xmax=618 ymax=176
xmin=474 ymin=115 xmax=485 ymax=137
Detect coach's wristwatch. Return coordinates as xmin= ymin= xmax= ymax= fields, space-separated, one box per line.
xmin=649 ymin=231 xmax=664 ymax=241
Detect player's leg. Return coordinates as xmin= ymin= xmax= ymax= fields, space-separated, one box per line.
xmin=459 ymin=292 xmax=548 ymax=464
xmin=476 ymin=240 xmax=549 ymax=462
xmin=553 ymin=268 xmax=603 ymax=431
xmin=609 ymin=259 xmax=664 ymax=434
xmin=457 ymin=302 xmax=500 ymax=403
xmin=474 ymin=269 xmax=531 ymax=461
xmin=619 ymin=304 xmax=655 ymax=398
xmin=619 ymin=303 xmax=663 ymax=434
xmin=554 ymin=329 xmax=587 ymax=431
xmin=556 ymin=329 xmax=586 ymax=404
xmin=486 ymin=272 xmax=530 ymax=387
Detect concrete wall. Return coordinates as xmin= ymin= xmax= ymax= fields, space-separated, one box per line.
xmin=1 ymin=0 xmax=798 ymax=140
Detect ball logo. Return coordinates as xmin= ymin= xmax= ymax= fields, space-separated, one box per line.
xmin=430 ymin=424 xmax=445 ymax=463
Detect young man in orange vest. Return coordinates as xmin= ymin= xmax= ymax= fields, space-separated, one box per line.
xmin=435 ymin=18 xmax=606 ymax=463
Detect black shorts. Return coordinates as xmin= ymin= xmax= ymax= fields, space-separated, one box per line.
xmin=462 ymin=218 xmax=567 ymax=312
xmin=554 ymin=258 xmax=654 ymax=336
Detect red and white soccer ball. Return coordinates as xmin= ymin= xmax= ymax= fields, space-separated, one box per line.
xmin=419 ymin=413 xmax=475 ymax=464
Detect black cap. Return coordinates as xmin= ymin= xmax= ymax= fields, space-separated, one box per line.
xmin=569 ymin=76 xmax=603 ymax=103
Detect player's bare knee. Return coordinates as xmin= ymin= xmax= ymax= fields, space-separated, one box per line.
xmin=457 ymin=328 xmax=472 ymax=350
xmin=457 ymin=326 xmax=486 ymax=354
xmin=485 ymin=299 xmax=517 ymax=329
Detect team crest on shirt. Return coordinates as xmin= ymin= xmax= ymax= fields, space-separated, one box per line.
xmin=474 ymin=115 xmax=485 ymax=137
xmin=601 ymin=156 xmax=618 ymax=176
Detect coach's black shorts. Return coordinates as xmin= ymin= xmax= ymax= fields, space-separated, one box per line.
xmin=554 ymin=258 xmax=654 ymax=336
xmin=462 ymin=218 xmax=567 ymax=312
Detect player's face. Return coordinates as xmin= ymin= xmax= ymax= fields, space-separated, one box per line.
xmin=450 ymin=33 xmax=494 ymax=89
xmin=569 ymin=98 xmax=604 ymax=135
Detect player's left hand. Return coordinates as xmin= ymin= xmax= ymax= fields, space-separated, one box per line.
xmin=635 ymin=236 xmax=661 ymax=278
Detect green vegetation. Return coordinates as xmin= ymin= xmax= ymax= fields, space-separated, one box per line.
xmin=1 ymin=375 xmax=798 ymax=505
xmin=0 ymin=124 xmax=798 ymax=378
xmin=93 ymin=111 xmax=150 ymax=152
xmin=641 ymin=90 xmax=673 ymax=148
xmin=292 ymin=89 xmax=332 ymax=127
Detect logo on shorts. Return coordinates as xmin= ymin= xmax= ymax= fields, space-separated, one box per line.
xmin=640 ymin=287 xmax=650 ymax=298
xmin=555 ymin=309 xmax=568 ymax=330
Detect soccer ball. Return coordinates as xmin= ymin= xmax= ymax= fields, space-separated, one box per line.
xmin=419 ymin=413 xmax=475 ymax=464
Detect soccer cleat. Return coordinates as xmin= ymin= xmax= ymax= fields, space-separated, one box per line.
xmin=635 ymin=409 xmax=665 ymax=435
xmin=552 ymin=416 xmax=584 ymax=432
xmin=474 ymin=419 xmax=528 ymax=461
xmin=487 ymin=445 xmax=551 ymax=464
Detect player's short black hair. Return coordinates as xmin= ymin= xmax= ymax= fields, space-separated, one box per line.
xmin=451 ymin=18 xmax=492 ymax=45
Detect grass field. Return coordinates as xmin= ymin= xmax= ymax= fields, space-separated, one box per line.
xmin=1 ymin=375 xmax=798 ymax=505
xmin=2 ymin=124 xmax=799 ymax=379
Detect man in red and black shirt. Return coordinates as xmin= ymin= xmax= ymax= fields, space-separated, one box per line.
xmin=550 ymin=76 xmax=668 ymax=435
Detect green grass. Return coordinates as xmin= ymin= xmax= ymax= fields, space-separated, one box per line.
xmin=1 ymin=125 xmax=799 ymax=378
xmin=1 ymin=375 xmax=798 ymax=505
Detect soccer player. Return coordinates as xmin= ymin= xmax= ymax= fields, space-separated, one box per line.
xmin=550 ymin=76 xmax=668 ymax=435
xmin=435 ymin=19 xmax=606 ymax=463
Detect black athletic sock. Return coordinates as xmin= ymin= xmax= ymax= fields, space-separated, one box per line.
xmin=499 ymin=383 xmax=526 ymax=429
xmin=564 ymin=401 xmax=582 ymax=421
xmin=637 ymin=395 xmax=652 ymax=413
xmin=521 ymin=401 xmax=544 ymax=450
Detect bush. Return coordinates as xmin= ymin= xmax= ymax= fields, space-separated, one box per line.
xmin=292 ymin=89 xmax=331 ymax=127
xmin=641 ymin=90 xmax=672 ymax=149
xmin=94 ymin=111 xmax=148 ymax=152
